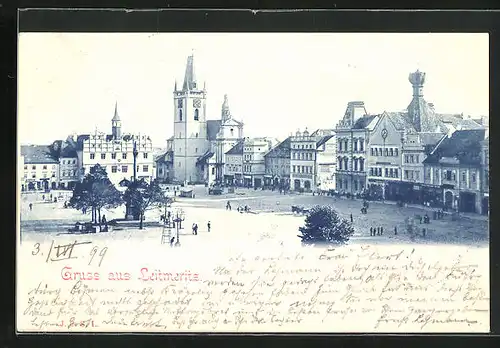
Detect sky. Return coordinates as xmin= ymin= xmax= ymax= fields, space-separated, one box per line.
xmin=18 ymin=33 xmax=489 ymax=147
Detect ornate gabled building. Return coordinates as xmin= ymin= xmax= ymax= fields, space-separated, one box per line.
xmin=335 ymin=101 xmax=378 ymax=195
xmin=77 ymin=103 xmax=155 ymax=186
xmin=264 ymin=137 xmax=291 ymax=189
xmin=170 ymin=54 xmax=244 ymax=184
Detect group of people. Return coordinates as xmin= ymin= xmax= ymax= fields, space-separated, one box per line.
xmin=370 ymin=226 xmax=385 ymax=236
xmin=419 ymin=214 xmax=431 ymax=224
xmin=191 ymin=221 xmax=211 ymax=235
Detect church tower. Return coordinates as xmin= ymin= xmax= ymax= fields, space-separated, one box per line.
xmin=111 ymin=101 xmax=121 ymax=139
xmin=173 ymin=53 xmax=209 ymax=183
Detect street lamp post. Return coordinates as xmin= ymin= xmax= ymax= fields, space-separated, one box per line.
xmin=173 ymin=209 xmax=185 ymax=246
xmin=133 ymin=140 xmax=138 ymax=182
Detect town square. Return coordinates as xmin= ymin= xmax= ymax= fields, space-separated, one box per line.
xmin=16 ymin=31 xmax=491 ymax=334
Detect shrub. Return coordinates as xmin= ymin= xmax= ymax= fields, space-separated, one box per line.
xmin=297 ymin=205 xmax=354 ymax=245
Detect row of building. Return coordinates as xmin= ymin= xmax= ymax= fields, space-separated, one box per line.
xmin=19 ymin=54 xmax=489 ymax=216
xmin=155 ymin=56 xmax=488 ymax=215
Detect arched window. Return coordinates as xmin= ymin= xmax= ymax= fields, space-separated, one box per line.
xmin=354 ymin=158 xmax=358 ymax=171
xmin=359 ymin=158 xmax=364 ymax=172
xmin=338 ymin=157 xmax=342 ymax=170
xmin=194 ymin=108 xmax=199 ymax=121
xmin=179 ymin=109 xmax=183 ymax=121
xmin=344 ymin=157 xmax=348 ymax=170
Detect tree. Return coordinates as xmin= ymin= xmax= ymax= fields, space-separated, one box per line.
xmin=69 ymin=164 xmax=122 ymax=230
xmin=297 ymin=205 xmax=354 ymax=245
xmin=123 ymin=179 xmax=172 ymax=229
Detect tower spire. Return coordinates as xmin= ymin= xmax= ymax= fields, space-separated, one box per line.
xmin=112 ymin=101 xmax=120 ymax=121
xmin=182 ymin=52 xmax=197 ymax=91
xmin=174 ymin=80 xmax=178 ymax=92
xmin=221 ymin=94 xmax=231 ymax=121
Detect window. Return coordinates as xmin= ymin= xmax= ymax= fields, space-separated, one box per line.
xmin=410 ymin=155 xmax=414 ymax=163
xmin=416 ymin=155 xmax=419 ymax=162
xmin=230 ymin=128 xmax=234 ymax=135
xmin=137 ymin=165 xmax=139 ymax=173
xmin=52 ymin=173 xmax=56 ymax=178
xmin=32 ymin=174 xmax=36 ymax=178
xmin=179 ymin=109 xmax=183 ymax=121
xmin=194 ymin=109 xmax=199 ymax=121
xmin=302 ymin=166 xmax=305 ymax=173
xmin=338 ymin=159 xmax=342 ymax=170
xmin=143 ymin=165 xmax=149 ymax=172
xmin=370 ymin=168 xmax=374 ymax=176
xmin=143 ymin=153 xmax=148 ymax=159
xmin=354 ymin=159 xmax=358 ymax=171
xmin=415 ymin=171 xmax=420 ymax=180
xmin=446 ymin=170 xmax=452 ymax=180
xmin=195 ymin=148 xmax=198 ymax=153
xmin=462 ymin=172 xmax=466 ymax=182
xmin=390 ymin=148 xmax=394 ymax=156
xmin=384 ymin=148 xmax=388 ymax=156
xmin=394 ymin=169 xmax=398 ymax=178
xmin=344 ymin=140 xmax=348 ymax=150
xmin=371 ymin=148 xmax=374 ymax=156
xmin=385 ymin=168 xmax=388 ymax=177
xmin=360 ymin=140 xmax=364 ymax=152
xmin=404 ymin=170 xmax=409 ymax=179
xmin=472 ymin=173 xmax=476 ymax=183
xmin=122 ymin=153 xmax=127 ymax=159
xmin=339 ymin=181 xmax=343 ymax=189
xmin=111 ymin=153 xmax=116 ymax=159
xmin=196 ymin=133 xmax=198 ymax=138
xmin=73 ymin=160 xmax=76 ymax=164
xmin=90 ymin=154 xmax=95 ymax=160
xmin=122 ymin=166 xmax=128 ymax=173
xmin=395 ymin=149 xmax=398 ymax=156
xmin=339 ymin=142 xmax=343 ymax=152
xmin=24 ymin=165 xmax=27 ymax=170
xmin=359 ymin=159 xmax=364 ymax=172
xmin=344 ymin=158 xmax=348 ymax=170
xmin=354 ymin=141 xmax=358 ymax=152
xmin=101 ymin=153 xmax=106 ymax=160
xmin=212 ymin=168 xmax=215 ymax=175
xmin=390 ymin=168 xmax=394 ymax=177
xmin=111 ymin=166 xmax=117 ymax=173
xmin=42 ymin=165 xmax=47 ymax=170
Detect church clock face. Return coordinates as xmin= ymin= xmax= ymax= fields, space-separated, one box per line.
xmin=193 ymin=99 xmax=201 ymax=108
xmin=177 ymin=99 xmax=183 ymax=108
xmin=381 ymin=128 xmax=388 ymax=140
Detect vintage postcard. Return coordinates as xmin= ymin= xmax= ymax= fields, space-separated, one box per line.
xmin=17 ymin=31 xmax=490 ymax=333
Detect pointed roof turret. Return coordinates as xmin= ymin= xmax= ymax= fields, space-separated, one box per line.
xmin=174 ymin=80 xmax=178 ymax=92
xmin=182 ymin=53 xmax=198 ymax=91
xmin=221 ymin=94 xmax=231 ymax=121
xmin=112 ymin=101 xmax=120 ymax=121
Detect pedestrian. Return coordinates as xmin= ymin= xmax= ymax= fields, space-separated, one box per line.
xmin=42 ymin=194 xmax=45 ymax=201
xmin=29 ymin=203 xmax=33 ymax=211
xmin=192 ymin=223 xmax=196 ymax=235
xmin=380 ymin=227 xmax=384 ymax=235
xmin=194 ymin=224 xmax=198 ymax=235
xmin=101 ymin=214 xmax=107 ymax=225
xmin=350 ymin=213 xmax=353 ymax=223
xmin=372 ymin=227 xmax=376 ymax=236
xmin=369 ymin=227 xmax=373 ymax=236
xmin=170 ymin=236 xmax=175 ymax=247
xmin=419 ymin=215 xmax=423 ymax=224
xmin=422 ymin=228 xmax=426 ymax=237
xmin=207 ymin=221 xmax=211 ymax=232
xmin=394 ymin=226 xmax=397 ymax=235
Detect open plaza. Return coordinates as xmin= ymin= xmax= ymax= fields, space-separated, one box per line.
xmin=19 ymin=186 xmax=488 ymax=248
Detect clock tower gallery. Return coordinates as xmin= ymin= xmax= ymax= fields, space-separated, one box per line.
xmin=173 ymin=53 xmax=209 ymax=183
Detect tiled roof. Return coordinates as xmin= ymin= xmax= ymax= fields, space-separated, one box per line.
xmin=60 ymin=145 xmax=77 ymax=158
xmin=386 ymin=112 xmax=415 ymax=132
xmin=264 ymin=137 xmax=291 ymax=158
xmin=419 ymin=132 xmax=445 ymax=146
xmin=316 ymin=135 xmax=334 ymax=148
xmin=21 ymin=145 xmax=59 ymax=164
xmin=155 ymin=150 xmax=173 ymax=164
xmin=207 ymin=120 xmax=222 ymax=141
xmin=436 ymin=113 xmax=484 ymax=130
xmin=197 ymin=151 xmax=214 ymax=164
xmin=352 ymin=115 xmax=377 ymax=129
xmin=76 ymin=134 xmax=90 ymax=150
xmin=226 ymin=140 xmax=245 ymax=155
xmin=423 ymin=129 xmax=485 ymax=166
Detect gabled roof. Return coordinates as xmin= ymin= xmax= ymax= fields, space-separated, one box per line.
xmin=207 ymin=120 xmax=222 ymax=141
xmin=264 ymin=137 xmax=291 ymax=158
xmin=21 ymin=145 xmax=59 ymax=164
xmin=316 ymin=135 xmax=334 ymax=148
xmin=197 ymin=151 xmax=214 ymax=164
xmin=155 ymin=150 xmax=173 ymax=164
xmin=419 ymin=132 xmax=445 ymax=146
xmin=385 ymin=112 xmax=415 ymax=132
xmin=423 ymin=129 xmax=485 ymax=166
xmin=352 ymin=115 xmax=377 ymax=129
xmin=226 ymin=140 xmax=245 ymax=155
xmin=436 ymin=113 xmax=484 ymax=130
